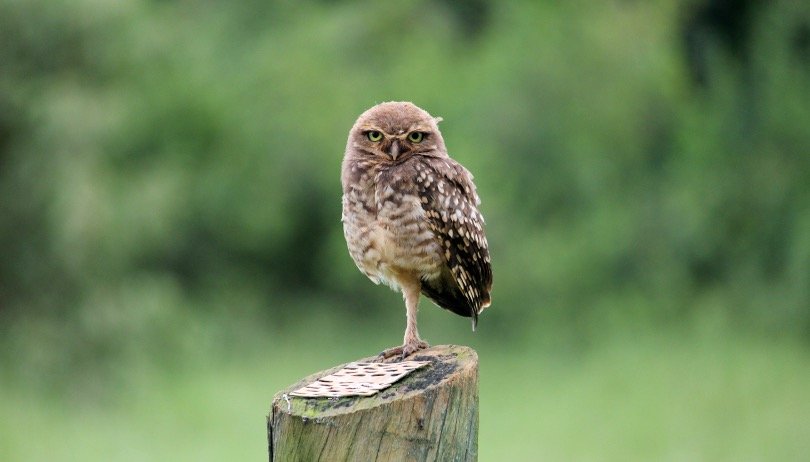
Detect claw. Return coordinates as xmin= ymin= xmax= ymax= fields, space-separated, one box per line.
xmin=379 ymin=341 xmax=429 ymax=362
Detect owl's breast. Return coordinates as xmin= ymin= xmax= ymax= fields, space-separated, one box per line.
xmin=342 ymin=171 xmax=443 ymax=290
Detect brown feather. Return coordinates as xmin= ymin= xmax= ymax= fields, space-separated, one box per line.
xmin=415 ymin=157 xmax=492 ymax=327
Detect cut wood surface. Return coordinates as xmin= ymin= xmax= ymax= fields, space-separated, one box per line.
xmin=268 ymin=344 xmax=479 ymax=462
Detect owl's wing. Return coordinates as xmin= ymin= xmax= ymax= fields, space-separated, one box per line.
xmin=415 ymin=157 xmax=492 ymax=329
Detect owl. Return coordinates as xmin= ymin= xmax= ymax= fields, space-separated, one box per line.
xmin=341 ymin=101 xmax=492 ymax=359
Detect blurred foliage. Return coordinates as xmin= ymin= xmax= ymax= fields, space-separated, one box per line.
xmin=4 ymin=328 xmax=810 ymax=461
xmin=1 ymin=0 xmax=810 ymax=385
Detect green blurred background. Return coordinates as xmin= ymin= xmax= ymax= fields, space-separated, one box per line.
xmin=2 ymin=0 xmax=809 ymax=460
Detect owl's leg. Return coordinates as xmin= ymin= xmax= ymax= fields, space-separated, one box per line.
xmin=401 ymin=279 xmax=429 ymax=355
xmin=380 ymin=277 xmax=429 ymax=360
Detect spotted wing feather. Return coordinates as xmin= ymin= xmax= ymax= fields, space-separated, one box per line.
xmin=415 ymin=157 xmax=492 ymax=328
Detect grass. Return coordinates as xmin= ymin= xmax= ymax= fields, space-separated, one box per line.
xmin=478 ymin=332 xmax=810 ymax=461
xmin=2 ymin=320 xmax=809 ymax=461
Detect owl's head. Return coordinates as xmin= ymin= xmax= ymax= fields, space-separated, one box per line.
xmin=347 ymin=102 xmax=446 ymax=162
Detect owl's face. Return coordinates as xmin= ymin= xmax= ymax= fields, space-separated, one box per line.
xmin=347 ymin=102 xmax=446 ymax=162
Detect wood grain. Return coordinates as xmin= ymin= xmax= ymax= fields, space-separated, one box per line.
xmin=268 ymin=345 xmax=478 ymax=461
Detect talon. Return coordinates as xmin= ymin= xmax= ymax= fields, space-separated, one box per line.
xmin=379 ymin=341 xmax=429 ymax=362
xmin=379 ymin=345 xmax=405 ymax=362
xmin=400 ymin=341 xmax=430 ymax=360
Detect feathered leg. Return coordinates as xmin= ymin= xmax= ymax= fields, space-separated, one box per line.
xmin=380 ymin=277 xmax=429 ymax=360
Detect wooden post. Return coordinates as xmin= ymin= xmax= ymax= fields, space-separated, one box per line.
xmin=267 ymin=345 xmax=478 ymax=462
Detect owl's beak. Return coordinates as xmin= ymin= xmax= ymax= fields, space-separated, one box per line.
xmin=388 ymin=139 xmax=401 ymax=160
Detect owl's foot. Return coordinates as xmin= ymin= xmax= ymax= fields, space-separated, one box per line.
xmin=379 ymin=340 xmax=429 ymax=362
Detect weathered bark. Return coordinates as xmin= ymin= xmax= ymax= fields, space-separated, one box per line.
xmin=268 ymin=344 xmax=478 ymax=462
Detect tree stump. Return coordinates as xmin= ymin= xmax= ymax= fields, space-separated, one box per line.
xmin=267 ymin=344 xmax=478 ymax=462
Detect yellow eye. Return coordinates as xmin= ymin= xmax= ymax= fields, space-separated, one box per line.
xmin=407 ymin=131 xmax=424 ymax=143
xmin=367 ymin=131 xmax=383 ymax=142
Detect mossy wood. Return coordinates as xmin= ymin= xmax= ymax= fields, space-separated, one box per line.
xmin=268 ymin=344 xmax=478 ymax=461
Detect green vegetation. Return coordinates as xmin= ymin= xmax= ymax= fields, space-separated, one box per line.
xmin=3 ymin=322 xmax=810 ymax=461
xmin=1 ymin=0 xmax=809 ymax=460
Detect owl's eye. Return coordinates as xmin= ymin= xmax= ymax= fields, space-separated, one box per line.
xmin=407 ymin=131 xmax=425 ymax=143
xmin=367 ymin=131 xmax=383 ymax=142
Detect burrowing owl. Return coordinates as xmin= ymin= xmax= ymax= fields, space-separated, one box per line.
xmin=341 ymin=102 xmax=492 ymax=359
